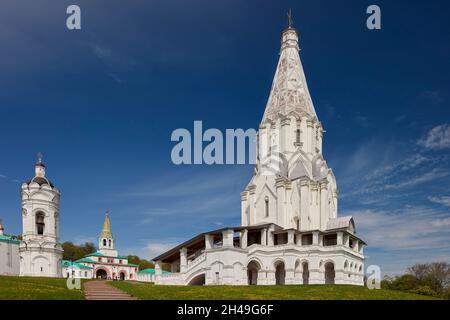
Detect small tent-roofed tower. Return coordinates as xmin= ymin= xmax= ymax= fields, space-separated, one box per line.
xmin=98 ymin=209 xmax=118 ymax=257
xmin=19 ymin=153 xmax=63 ymax=277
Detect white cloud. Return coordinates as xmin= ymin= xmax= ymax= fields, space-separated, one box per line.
xmin=418 ymin=124 xmax=450 ymax=150
xmin=0 ymin=174 xmax=6 ymax=179
xmin=347 ymin=206 xmax=450 ymax=251
xmin=428 ymin=196 xmax=450 ymax=207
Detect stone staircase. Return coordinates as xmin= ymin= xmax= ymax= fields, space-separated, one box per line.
xmin=84 ymin=281 xmax=138 ymax=300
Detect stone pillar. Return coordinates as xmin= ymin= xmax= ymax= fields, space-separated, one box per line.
xmin=248 ymin=185 xmax=256 ymax=225
xmin=287 ymin=230 xmax=295 ymax=244
xmin=276 ymin=178 xmax=285 ymax=227
xmin=299 ymin=178 xmax=310 ymax=230
xmin=240 ymin=229 xmax=248 ymax=248
xmin=354 ymin=240 xmax=360 ymax=253
xmin=267 ymin=225 xmax=275 ymax=246
xmin=312 ymin=231 xmax=319 ymax=245
xmin=337 ymin=231 xmax=344 ymax=246
xmin=240 ymin=191 xmax=249 ymax=226
xmin=180 ymin=248 xmax=187 ymax=272
xmin=205 ymin=234 xmax=214 ymax=250
xmin=222 ymin=229 xmax=234 ymax=247
xmin=319 ymin=180 xmax=329 ymax=230
xmin=280 ymin=117 xmax=291 ymax=153
xmin=344 ymin=234 xmax=350 ymax=247
xmin=306 ymin=119 xmax=313 ymax=154
xmin=261 ymin=228 xmax=267 ymax=246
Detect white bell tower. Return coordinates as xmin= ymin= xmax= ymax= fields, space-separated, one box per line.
xmin=19 ymin=153 xmax=63 ymax=277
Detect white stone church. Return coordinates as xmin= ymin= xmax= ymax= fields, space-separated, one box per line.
xmin=152 ymin=21 xmax=366 ymax=286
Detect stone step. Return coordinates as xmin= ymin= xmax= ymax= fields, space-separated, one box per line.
xmin=84 ymin=280 xmax=137 ymax=300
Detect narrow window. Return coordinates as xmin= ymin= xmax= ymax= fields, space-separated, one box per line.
xmin=296 ymin=129 xmax=301 ymax=143
xmin=108 ymin=239 xmax=111 ymax=247
xmin=103 ymin=239 xmax=107 ymax=246
xmin=265 ymin=197 xmax=269 ymax=217
xmin=36 ymin=213 xmax=45 ymax=235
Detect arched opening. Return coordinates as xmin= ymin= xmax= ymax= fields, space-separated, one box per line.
xmin=119 ymin=271 xmax=126 ymax=281
xmin=302 ymin=262 xmax=309 ymax=285
xmin=296 ymin=129 xmax=301 ymax=143
xmin=247 ymin=261 xmax=261 ymax=285
xmin=275 ymin=261 xmax=286 ymax=285
xmin=96 ymin=268 xmax=108 ymax=280
xmin=325 ymin=262 xmax=335 ymax=284
xmin=103 ymin=239 xmax=107 ymax=246
xmin=36 ymin=212 xmax=45 ymax=235
xmin=188 ymin=273 xmax=205 ymax=286
xmin=108 ymin=239 xmax=112 ymax=247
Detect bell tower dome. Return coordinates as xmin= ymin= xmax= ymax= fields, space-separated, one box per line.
xmin=98 ymin=209 xmax=118 ymax=257
xmin=19 ymin=153 xmax=63 ymax=277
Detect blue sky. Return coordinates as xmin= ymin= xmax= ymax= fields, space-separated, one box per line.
xmin=0 ymin=0 xmax=449 ymax=275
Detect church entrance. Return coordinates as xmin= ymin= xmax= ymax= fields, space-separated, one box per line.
xmin=275 ymin=261 xmax=286 ymax=285
xmin=96 ymin=269 xmax=108 ymax=280
xmin=325 ymin=262 xmax=335 ymax=284
xmin=119 ymin=272 xmax=126 ymax=281
xmin=302 ymin=262 xmax=309 ymax=285
xmin=247 ymin=261 xmax=260 ymax=285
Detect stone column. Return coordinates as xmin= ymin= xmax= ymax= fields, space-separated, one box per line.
xmin=276 ymin=178 xmax=285 ymax=227
xmin=299 ymin=178 xmax=310 ymax=230
xmin=337 ymin=231 xmax=344 ymax=246
xmin=267 ymin=225 xmax=275 ymax=246
xmin=280 ymin=117 xmax=291 ymax=153
xmin=344 ymin=234 xmax=350 ymax=247
xmin=222 ymin=229 xmax=234 ymax=247
xmin=287 ymin=230 xmax=295 ymax=244
xmin=306 ymin=119 xmax=313 ymax=154
xmin=240 ymin=191 xmax=249 ymax=226
xmin=312 ymin=231 xmax=319 ymax=246
xmin=319 ymin=180 xmax=329 ymax=230
xmin=261 ymin=228 xmax=267 ymax=246
xmin=205 ymin=234 xmax=214 ymax=250
xmin=240 ymin=229 xmax=248 ymax=248
xmin=180 ymin=248 xmax=187 ymax=272
xmin=248 ymin=185 xmax=256 ymax=225
xmin=354 ymin=240 xmax=360 ymax=253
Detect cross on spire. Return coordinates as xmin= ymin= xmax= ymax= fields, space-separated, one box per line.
xmin=287 ymin=8 xmax=294 ymax=28
xmin=37 ymin=152 xmax=43 ymax=164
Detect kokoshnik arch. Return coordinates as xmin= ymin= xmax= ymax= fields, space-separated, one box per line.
xmin=152 ymin=17 xmax=366 ymax=286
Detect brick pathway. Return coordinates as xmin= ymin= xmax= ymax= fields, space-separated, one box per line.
xmin=84 ymin=281 xmax=138 ymax=300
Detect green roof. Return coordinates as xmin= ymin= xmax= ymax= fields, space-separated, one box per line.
xmin=75 ymin=257 xmax=95 ymax=263
xmin=86 ymin=252 xmax=104 ymax=257
xmin=62 ymin=260 xmax=93 ymax=270
xmin=0 ymin=234 xmax=20 ymax=244
xmin=138 ymin=268 xmax=171 ymax=274
xmin=128 ymin=263 xmax=139 ymax=267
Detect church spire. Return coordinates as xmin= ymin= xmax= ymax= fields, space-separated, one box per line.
xmin=100 ymin=209 xmax=113 ymax=239
xmin=261 ymin=12 xmax=318 ymax=124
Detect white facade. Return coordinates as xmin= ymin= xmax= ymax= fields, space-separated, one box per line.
xmin=0 ymin=222 xmax=20 ymax=276
xmin=65 ymin=211 xmax=139 ymax=281
xmin=19 ymin=157 xmax=63 ymax=277
xmin=62 ymin=260 xmax=93 ymax=279
xmin=153 ymin=20 xmax=366 ymax=286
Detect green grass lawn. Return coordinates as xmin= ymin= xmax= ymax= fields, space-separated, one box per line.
xmin=112 ymin=281 xmax=439 ymax=300
xmin=0 ymin=275 xmax=85 ymax=300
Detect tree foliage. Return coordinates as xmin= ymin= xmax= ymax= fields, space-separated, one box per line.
xmin=382 ymin=262 xmax=449 ymax=299
xmin=62 ymin=242 xmax=96 ymax=261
